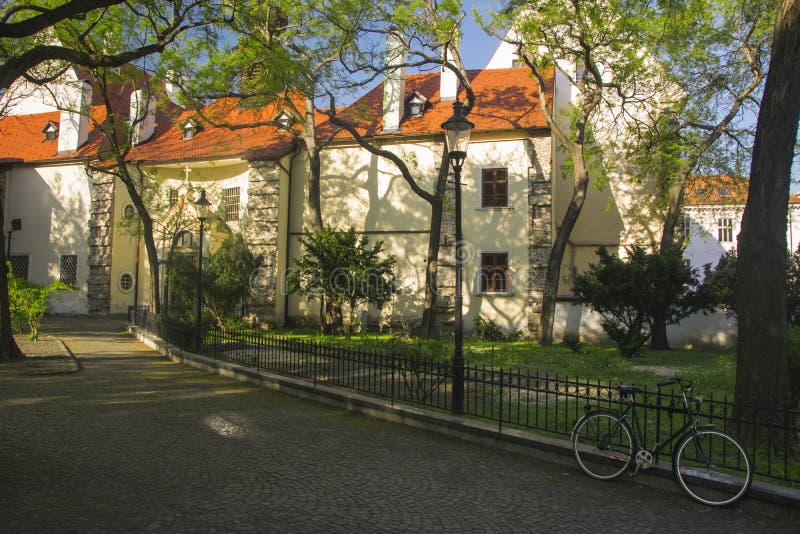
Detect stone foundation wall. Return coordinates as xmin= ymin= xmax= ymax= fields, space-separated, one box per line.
xmin=243 ymin=161 xmax=281 ymax=325
xmin=87 ymin=172 xmax=115 ymax=314
xmin=527 ymin=136 xmax=553 ymax=338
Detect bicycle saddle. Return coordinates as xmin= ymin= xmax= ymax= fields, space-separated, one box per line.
xmin=617 ymin=385 xmax=640 ymax=395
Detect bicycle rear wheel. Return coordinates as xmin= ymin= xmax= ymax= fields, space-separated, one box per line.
xmin=673 ymin=429 xmax=752 ymax=506
xmin=572 ymin=411 xmax=634 ymax=480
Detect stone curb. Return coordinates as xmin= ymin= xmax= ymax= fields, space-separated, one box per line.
xmin=5 ymin=339 xmax=80 ymax=375
xmin=129 ymin=324 xmax=800 ymax=510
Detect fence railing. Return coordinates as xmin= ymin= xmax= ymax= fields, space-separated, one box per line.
xmin=129 ymin=306 xmax=799 ymax=485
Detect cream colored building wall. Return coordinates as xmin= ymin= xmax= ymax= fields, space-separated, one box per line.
xmin=109 ymin=177 xmax=139 ymax=313
xmin=120 ymin=161 xmax=253 ymax=311
xmin=286 ymin=132 xmax=544 ymax=333
xmin=3 ymin=163 xmax=91 ymax=313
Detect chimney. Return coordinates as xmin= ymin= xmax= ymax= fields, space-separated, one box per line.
xmin=382 ymin=30 xmax=406 ymax=133
xmin=130 ymin=89 xmax=156 ymax=145
xmin=57 ymin=80 xmax=92 ymax=154
xmin=164 ymin=71 xmax=183 ymax=107
xmin=440 ymin=43 xmax=459 ymax=102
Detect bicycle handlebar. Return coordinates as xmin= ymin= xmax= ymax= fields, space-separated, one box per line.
xmin=657 ymin=377 xmax=693 ymax=391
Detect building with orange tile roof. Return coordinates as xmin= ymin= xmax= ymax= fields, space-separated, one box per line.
xmin=1 ymin=36 xmax=735 ymax=346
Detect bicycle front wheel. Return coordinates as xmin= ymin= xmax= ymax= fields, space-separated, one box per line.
xmin=673 ymin=429 xmax=752 ymax=506
xmin=572 ymin=411 xmax=634 ymax=480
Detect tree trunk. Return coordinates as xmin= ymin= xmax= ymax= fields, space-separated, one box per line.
xmin=735 ymin=0 xmax=800 ymax=415
xmin=308 ymin=148 xmax=324 ymax=232
xmin=420 ymin=158 xmax=449 ymax=338
xmin=0 ymin=198 xmax=23 ymax=361
xmin=650 ymin=182 xmax=686 ymax=350
xmin=540 ymin=163 xmax=590 ymax=345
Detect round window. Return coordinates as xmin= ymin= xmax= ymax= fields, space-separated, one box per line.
xmin=119 ymin=273 xmax=134 ymax=292
xmin=123 ymin=203 xmax=137 ymax=219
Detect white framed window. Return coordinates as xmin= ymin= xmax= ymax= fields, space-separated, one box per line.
xmin=717 ymin=217 xmax=734 ymax=243
xmin=480 ymin=168 xmax=510 ymax=209
xmin=478 ymin=251 xmax=511 ymax=294
xmin=118 ymin=272 xmax=134 ymax=293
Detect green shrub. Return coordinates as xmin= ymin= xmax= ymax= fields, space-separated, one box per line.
xmin=473 ymin=315 xmax=506 ymax=342
xmin=573 ymin=246 xmax=707 ymax=357
xmin=7 ymin=266 xmax=71 ymax=339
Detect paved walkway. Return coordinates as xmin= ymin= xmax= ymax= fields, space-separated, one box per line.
xmin=1 ymin=316 xmax=798 ymax=532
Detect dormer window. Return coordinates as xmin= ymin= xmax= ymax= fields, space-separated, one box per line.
xmin=275 ymin=111 xmax=292 ymax=130
xmin=180 ymin=118 xmax=200 ymax=140
xmin=717 ymin=187 xmax=730 ymax=196
xmin=405 ymin=91 xmax=428 ymax=119
xmin=42 ymin=121 xmax=59 ymax=142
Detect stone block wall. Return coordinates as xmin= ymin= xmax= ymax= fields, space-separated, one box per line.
xmin=87 ymin=172 xmax=115 ymax=314
xmin=243 ymin=161 xmax=281 ymax=325
xmin=527 ymin=136 xmax=553 ymax=338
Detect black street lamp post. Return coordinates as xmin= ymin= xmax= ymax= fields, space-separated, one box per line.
xmin=194 ymin=189 xmax=211 ymax=352
xmin=6 ymin=218 xmax=21 ymax=258
xmin=441 ymin=101 xmax=474 ymax=414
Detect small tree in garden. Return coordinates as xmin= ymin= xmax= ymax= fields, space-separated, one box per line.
xmin=703 ymin=247 xmax=800 ymax=327
xmin=166 ymin=234 xmax=258 ymax=331
xmin=573 ymin=247 xmax=709 ymax=357
xmin=7 ymin=267 xmax=71 ymax=340
xmin=203 ymin=234 xmax=259 ymax=329
xmin=288 ymin=227 xmax=398 ymax=336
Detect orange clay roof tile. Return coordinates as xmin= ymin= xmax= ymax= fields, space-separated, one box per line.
xmin=1 ymin=66 xmax=551 ymax=165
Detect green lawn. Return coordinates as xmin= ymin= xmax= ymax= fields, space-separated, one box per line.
xmin=259 ymin=328 xmax=736 ymax=398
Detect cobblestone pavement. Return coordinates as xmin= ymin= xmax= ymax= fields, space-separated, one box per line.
xmin=1 ymin=317 xmax=798 ymax=533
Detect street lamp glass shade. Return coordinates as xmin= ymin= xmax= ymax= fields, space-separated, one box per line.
xmin=194 ymin=189 xmax=211 ymax=220
xmin=440 ymin=101 xmax=474 ymax=156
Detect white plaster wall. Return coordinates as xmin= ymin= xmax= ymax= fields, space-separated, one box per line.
xmin=4 ymin=162 xmax=91 ymax=313
xmin=554 ymin=301 xmax=736 ymax=349
xmin=286 ymin=133 xmax=538 ymax=333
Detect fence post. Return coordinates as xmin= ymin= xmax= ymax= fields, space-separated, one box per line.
xmin=498 ymin=368 xmax=504 ymax=433
xmin=313 ymin=340 xmax=318 ymax=386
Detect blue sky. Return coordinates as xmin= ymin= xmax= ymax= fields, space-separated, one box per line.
xmin=459 ymin=1 xmax=502 ymax=69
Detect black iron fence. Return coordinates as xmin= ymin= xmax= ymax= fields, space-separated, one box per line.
xmin=129 ymin=306 xmax=799 ymax=485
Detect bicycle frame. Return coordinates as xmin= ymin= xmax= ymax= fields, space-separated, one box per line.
xmin=592 ymin=386 xmax=710 ymax=461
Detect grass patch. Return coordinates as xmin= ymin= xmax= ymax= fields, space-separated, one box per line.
xmin=255 ymin=327 xmax=736 ymax=397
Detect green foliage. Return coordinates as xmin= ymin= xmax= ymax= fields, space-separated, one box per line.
xmin=7 ymin=266 xmax=71 ymax=340
xmin=166 ymin=234 xmax=258 ymax=329
xmin=573 ymin=247 xmax=709 ymax=357
xmin=473 ymin=315 xmax=505 ymax=342
xmin=203 ymin=234 xmax=259 ymax=326
xmin=701 ymin=250 xmax=738 ymax=315
xmin=287 ymin=227 xmax=398 ymax=336
xmin=703 ymin=247 xmax=800 ymax=326
xmin=472 ymin=316 xmax=522 ymax=343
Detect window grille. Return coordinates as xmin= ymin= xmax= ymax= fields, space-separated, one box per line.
xmin=225 ymin=187 xmax=240 ymax=221
xmin=119 ymin=273 xmax=134 ymax=292
xmin=168 ymin=189 xmax=178 ymax=207
xmin=717 ymin=218 xmax=734 ymax=243
xmin=479 ymin=252 xmax=509 ymax=293
xmin=59 ymin=254 xmax=78 ymax=285
xmin=482 ymin=168 xmax=508 ymax=208
xmin=123 ymin=203 xmax=136 ymax=219
xmin=9 ymin=255 xmax=29 ymax=279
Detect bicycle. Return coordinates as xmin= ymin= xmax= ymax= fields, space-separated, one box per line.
xmin=571 ymin=377 xmax=752 ymax=506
